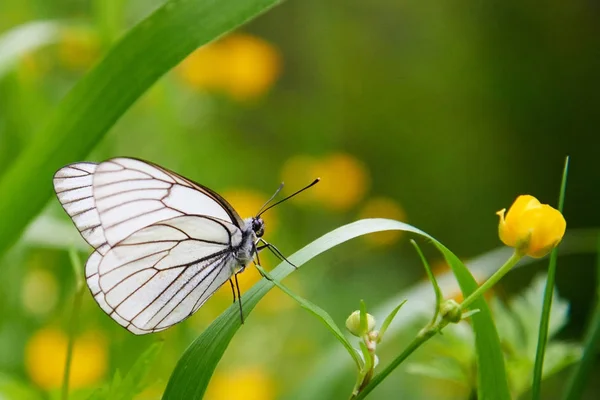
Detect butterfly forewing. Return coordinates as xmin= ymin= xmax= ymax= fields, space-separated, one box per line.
xmin=53 ymin=158 xmax=251 ymax=334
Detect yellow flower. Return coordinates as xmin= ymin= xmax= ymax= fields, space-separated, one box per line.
xmin=57 ymin=27 xmax=100 ymax=71
xmin=25 ymin=328 xmax=107 ymax=389
xmin=205 ymin=367 xmax=275 ymax=400
xmin=497 ymin=195 xmax=566 ymax=258
xmin=280 ymin=153 xmax=369 ymax=211
xmin=177 ymin=33 xmax=281 ymax=100
xmin=357 ymin=197 xmax=406 ymax=246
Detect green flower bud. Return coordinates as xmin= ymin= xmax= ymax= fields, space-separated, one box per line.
xmin=440 ymin=299 xmax=462 ymax=324
xmin=346 ymin=310 xmax=376 ymax=337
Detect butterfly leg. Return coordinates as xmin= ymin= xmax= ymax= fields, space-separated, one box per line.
xmin=258 ymin=238 xmax=298 ymax=269
xmin=252 ymin=243 xmax=274 ymax=282
xmin=234 ymin=273 xmax=244 ymax=324
xmin=229 ymin=279 xmax=237 ymax=304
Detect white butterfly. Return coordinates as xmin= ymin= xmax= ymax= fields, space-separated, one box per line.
xmin=53 ymin=157 xmax=316 ymax=334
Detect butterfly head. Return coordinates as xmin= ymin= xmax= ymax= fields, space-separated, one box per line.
xmin=251 ymin=217 xmax=265 ymax=238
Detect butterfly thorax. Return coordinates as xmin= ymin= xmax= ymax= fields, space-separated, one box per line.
xmin=235 ymin=217 xmax=264 ymax=267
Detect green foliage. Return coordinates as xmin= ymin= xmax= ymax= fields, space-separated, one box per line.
xmin=164 ymin=218 xmax=510 ymax=399
xmin=408 ymin=274 xmax=581 ymax=398
xmin=87 ymin=342 xmax=163 ymax=400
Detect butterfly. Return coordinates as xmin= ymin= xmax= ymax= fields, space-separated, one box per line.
xmin=53 ymin=157 xmax=317 ymax=334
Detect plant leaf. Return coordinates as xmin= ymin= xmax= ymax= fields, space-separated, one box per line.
xmin=163 ymin=218 xmax=510 ymax=400
xmin=377 ymin=300 xmax=407 ymax=342
xmin=0 ymin=0 xmax=283 ymax=260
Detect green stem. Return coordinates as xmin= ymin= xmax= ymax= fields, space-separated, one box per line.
xmin=353 ymin=326 xmax=442 ymax=400
xmin=61 ymin=284 xmax=85 ymax=400
xmin=460 ymin=251 xmax=522 ymax=311
xmin=62 ymin=250 xmax=85 ymax=400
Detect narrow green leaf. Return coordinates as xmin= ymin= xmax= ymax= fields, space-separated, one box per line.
xmin=431 ymin=241 xmax=511 ymax=400
xmin=360 ymin=299 xmax=368 ymax=336
xmin=254 ymin=264 xmax=361 ymax=369
xmin=532 ymin=156 xmax=570 ymax=399
xmin=359 ymin=341 xmax=373 ymax=372
xmin=0 ymin=0 xmax=283 ymax=260
xmin=562 ymin=234 xmax=600 ymax=400
xmin=163 ymin=219 xmax=510 ymax=400
xmin=377 ymin=300 xmax=406 ymax=343
xmin=411 ymin=239 xmax=442 ymax=328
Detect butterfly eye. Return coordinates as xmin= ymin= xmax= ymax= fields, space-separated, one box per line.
xmin=252 ymin=218 xmax=265 ymax=237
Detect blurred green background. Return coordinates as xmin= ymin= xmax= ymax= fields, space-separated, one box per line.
xmin=0 ymin=0 xmax=599 ymax=399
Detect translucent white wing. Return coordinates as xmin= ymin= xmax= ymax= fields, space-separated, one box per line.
xmin=87 ymin=215 xmax=243 ymax=334
xmin=53 ymin=157 xmax=244 ymax=250
xmin=53 ymin=163 xmax=109 ymax=253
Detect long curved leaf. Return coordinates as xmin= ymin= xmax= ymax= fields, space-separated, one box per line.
xmin=0 ymin=0 xmax=282 ymax=259
xmin=163 ymin=218 xmax=510 ymax=399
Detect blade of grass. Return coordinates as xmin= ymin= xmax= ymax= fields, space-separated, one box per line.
xmin=254 ymin=263 xmax=362 ymax=369
xmin=532 ymin=156 xmax=570 ymax=399
xmin=0 ymin=0 xmax=283 ymax=261
xmin=163 ymin=218 xmax=510 ymax=400
xmin=561 ymin=234 xmax=600 ymax=400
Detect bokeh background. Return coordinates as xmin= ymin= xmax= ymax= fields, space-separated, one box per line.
xmin=0 ymin=0 xmax=599 ymax=399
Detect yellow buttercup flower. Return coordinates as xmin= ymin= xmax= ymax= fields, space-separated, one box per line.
xmin=358 ymin=197 xmax=406 ymax=246
xmin=496 ymin=195 xmax=566 ymax=258
xmin=25 ymin=328 xmax=107 ymax=389
xmin=219 ymin=34 xmax=281 ymax=100
xmin=177 ymin=33 xmax=281 ymax=100
xmin=205 ymin=366 xmax=275 ymax=400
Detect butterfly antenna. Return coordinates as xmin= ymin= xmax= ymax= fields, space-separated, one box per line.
xmin=257 ymin=178 xmax=320 ymax=217
xmin=257 ymin=182 xmax=285 ymax=216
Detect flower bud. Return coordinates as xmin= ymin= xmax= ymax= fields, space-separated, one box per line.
xmin=497 ymin=195 xmax=566 ymax=258
xmin=440 ymin=299 xmax=462 ymax=324
xmin=346 ymin=310 xmax=376 ymax=337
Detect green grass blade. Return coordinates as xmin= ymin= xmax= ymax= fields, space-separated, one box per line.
xmin=0 ymin=0 xmax=282 ymax=260
xmin=532 ymin=156 xmax=570 ymax=399
xmin=561 ymin=234 xmax=600 ymax=400
xmin=163 ymin=218 xmax=510 ymax=400
xmin=254 ymin=264 xmax=362 ymax=369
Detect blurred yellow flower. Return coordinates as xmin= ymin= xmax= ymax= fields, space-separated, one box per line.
xmin=205 ymin=366 xmax=275 ymax=400
xmin=358 ymin=197 xmax=406 ymax=246
xmin=178 ymin=33 xmax=281 ymax=100
xmin=21 ymin=269 xmax=59 ymax=316
xmin=57 ymin=27 xmax=100 ymax=71
xmin=281 ymin=153 xmax=369 ymax=211
xmin=497 ymin=195 xmax=566 ymax=258
xmin=25 ymin=328 xmax=107 ymax=389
